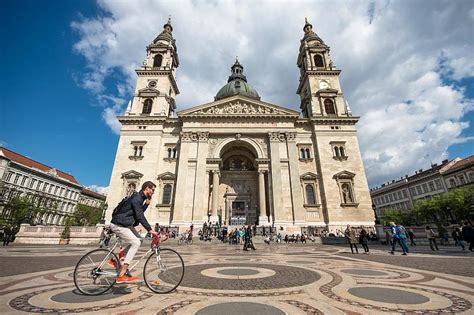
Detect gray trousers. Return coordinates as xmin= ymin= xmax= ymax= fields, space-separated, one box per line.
xmin=110 ymin=223 xmax=142 ymax=265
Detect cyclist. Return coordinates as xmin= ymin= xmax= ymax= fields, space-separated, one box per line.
xmin=110 ymin=181 xmax=159 ymax=283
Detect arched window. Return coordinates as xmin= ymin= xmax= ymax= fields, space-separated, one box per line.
xmin=335 ymin=146 xmax=340 ymax=157
xmin=153 ymin=54 xmax=163 ymax=68
xmin=305 ymin=149 xmax=311 ymax=159
xmin=324 ymin=99 xmax=336 ymax=115
xmin=173 ymin=148 xmax=177 ymax=158
xmin=300 ymin=149 xmax=305 ymax=159
xmin=162 ymin=184 xmax=172 ymax=204
xmin=314 ymin=54 xmax=324 ymax=67
xmin=341 ymin=183 xmax=354 ymax=203
xmin=339 ymin=146 xmax=345 ymax=157
xmin=142 ymin=99 xmax=153 ymax=114
xmin=305 ymin=184 xmax=316 ymax=205
xmin=449 ymin=178 xmax=456 ymax=188
xmin=167 ymin=148 xmax=172 ymax=158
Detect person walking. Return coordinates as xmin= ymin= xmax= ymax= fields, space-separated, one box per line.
xmin=389 ymin=222 xmax=408 ymax=255
xmin=385 ymin=230 xmax=392 ymax=246
xmin=243 ymin=225 xmax=256 ymax=251
xmin=461 ymin=222 xmax=474 ymax=252
xmin=344 ymin=225 xmax=358 ymax=254
xmin=408 ymin=229 xmax=417 ymax=246
xmin=397 ymin=224 xmax=410 ymax=254
xmin=359 ymin=226 xmax=369 ymax=254
xmin=453 ymin=227 xmax=465 ymax=250
xmin=425 ymin=226 xmax=439 ymax=251
xmin=2 ymin=224 xmax=11 ymax=246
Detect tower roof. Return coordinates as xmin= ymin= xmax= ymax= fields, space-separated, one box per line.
xmin=301 ymin=17 xmax=324 ymax=43
xmin=215 ymin=59 xmax=260 ymax=101
xmin=151 ymin=16 xmax=175 ymax=44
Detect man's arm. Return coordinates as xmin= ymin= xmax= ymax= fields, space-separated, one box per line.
xmin=131 ymin=196 xmax=152 ymax=232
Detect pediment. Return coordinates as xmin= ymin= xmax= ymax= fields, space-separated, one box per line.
xmin=333 ymin=170 xmax=356 ymax=180
xmin=137 ymin=87 xmax=160 ymax=97
xmin=178 ymin=95 xmax=299 ymax=118
xmin=121 ymin=170 xmax=144 ymax=179
xmin=301 ymin=172 xmax=319 ymax=180
xmin=157 ymin=171 xmax=176 ymax=180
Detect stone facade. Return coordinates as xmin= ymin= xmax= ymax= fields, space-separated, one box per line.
xmin=105 ymin=19 xmax=374 ymax=233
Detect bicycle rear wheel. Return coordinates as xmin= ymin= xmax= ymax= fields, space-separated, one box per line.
xmin=74 ymin=248 xmax=119 ymax=296
xmin=143 ymin=248 xmax=184 ymax=293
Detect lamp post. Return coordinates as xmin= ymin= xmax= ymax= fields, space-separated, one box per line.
xmin=99 ymin=202 xmax=108 ymax=225
xmin=372 ymin=204 xmax=380 ymax=224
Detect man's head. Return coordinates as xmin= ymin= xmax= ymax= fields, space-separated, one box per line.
xmin=141 ymin=181 xmax=156 ymax=199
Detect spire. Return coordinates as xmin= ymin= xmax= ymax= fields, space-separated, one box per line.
xmin=301 ymin=17 xmax=323 ymax=43
xmin=163 ymin=15 xmax=173 ymax=33
xmin=303 ymin=17 xmax=313 ymax=33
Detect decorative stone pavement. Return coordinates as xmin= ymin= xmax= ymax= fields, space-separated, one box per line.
xmin=0 ymin=242 xmax=473 ymax=314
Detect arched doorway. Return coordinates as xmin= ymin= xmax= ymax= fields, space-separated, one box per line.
xmin=218 ymin=142 xmax=259 ymax=225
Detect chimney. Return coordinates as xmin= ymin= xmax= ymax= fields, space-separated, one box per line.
xmin=442 ymin=159 xmax=448 ymax=164
xmin=392 ymin=180 xmax=395 ymax=183
xmin=419 ymin=169 xmax=423 ymax=173
xmin=431 ymin=163 xmax=438 ymax=168
xmin=405 ymin=175 xmax=408 ymax=178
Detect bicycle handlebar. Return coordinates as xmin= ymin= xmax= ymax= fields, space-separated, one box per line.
xmin=151 ymin=232 xmax=169 ymax=246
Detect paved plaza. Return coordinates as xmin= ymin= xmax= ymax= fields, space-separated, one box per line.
xmin=0 ymin=241 xmax=473 ymax=314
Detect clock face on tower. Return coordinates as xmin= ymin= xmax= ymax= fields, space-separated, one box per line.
xmin=148 ymin=80 xmax=157 ymax=88
xmin=319 ymin=81 xmax=329 ymax=90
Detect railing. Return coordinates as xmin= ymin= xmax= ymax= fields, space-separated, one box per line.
xmin=14 ymin=224 xmax=103 ymax=245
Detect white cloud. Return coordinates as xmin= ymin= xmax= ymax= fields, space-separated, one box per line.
xmin=72 ymin=0 xmax=474 ymax=186
xmin=86 ymin=185 xmax=109 ymax=196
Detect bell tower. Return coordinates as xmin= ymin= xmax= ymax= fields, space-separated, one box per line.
xmin=296 ymin=18 xmax=351 ymax=118
xmin=126 ymin=17 xmax=180 ymax=118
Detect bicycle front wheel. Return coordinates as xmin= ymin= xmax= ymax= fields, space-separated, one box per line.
xmin=143 ymin=248 xmax=184 ymax=293
xmin=73 ymin=248 xmax=119 ymax=296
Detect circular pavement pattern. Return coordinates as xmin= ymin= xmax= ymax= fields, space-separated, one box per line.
xmin=348 ymin=286 xmax=430 ymax=304
xmin=181 ymin=263 xmax=320 ymax=290
xmin=50 ymin=287 xmax=132 ymax=303
xmin=217 ymin=268 xmax=259 ymax=276
xmin=341 ymin=269 xmax=388 ymax=276
xmin=195 ymin=302 xmax=285 ymax=315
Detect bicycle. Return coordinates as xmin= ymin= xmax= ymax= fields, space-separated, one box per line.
xmin=73 ymin=230 xmax=184 ymax=296
xmin=177 ymin=232 xmax=193 ymax=245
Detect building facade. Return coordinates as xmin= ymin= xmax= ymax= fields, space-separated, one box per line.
xmin=371 ymin=155 xmax=474 ymax=218
xmin=79 ymin=188 xmax=107 ymax=210
xmin=105 ymin=19 xmax=374 ymax=233
xmin=0 ymin=147 xmax=82 ymax=225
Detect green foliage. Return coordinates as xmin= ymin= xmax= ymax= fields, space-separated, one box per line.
xmin=60 ymin=221 xmax=71 ymax=239
xmin=381 ymin=186 xmax=474 ymax=226
xmin=1 ymin=196 xmax=38 ymax=226
xmin=69 ymin=204 xmax=102 ymax=226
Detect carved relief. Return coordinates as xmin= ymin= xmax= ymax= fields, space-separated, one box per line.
xmin=285 ymin=132 xmax=297 ymax=141
xmin=195 ymin=101 xmax=284 ymax=115
xmin=181 ymin=132 xmax=198 ymax=142
xmin=197 ymin=132 xmax=209 ymax=142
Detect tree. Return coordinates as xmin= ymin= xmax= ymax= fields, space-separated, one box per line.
xmin=69 ymin=204 xmax=102 ymax=226
xmin=0 ymin=196 xmax=38 ymax=226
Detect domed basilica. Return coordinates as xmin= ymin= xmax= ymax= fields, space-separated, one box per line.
xmin=105 ymin=18 xmax=375 ymax=234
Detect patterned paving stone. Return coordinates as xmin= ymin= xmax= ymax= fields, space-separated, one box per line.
xmin=348 ymin=287 xmax=430 ymax=304
xmin=195 ymin=302 xmax=285 ymax=315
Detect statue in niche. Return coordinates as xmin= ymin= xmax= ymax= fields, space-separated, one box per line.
xmin=127 ymin=183 xmax=136 ymax=197
xmin=341 ymin=183 xmax=353 ymax=203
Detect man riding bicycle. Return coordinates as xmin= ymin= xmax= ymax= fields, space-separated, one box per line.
xmin=110 ymin=181 xmax=159 ymax=283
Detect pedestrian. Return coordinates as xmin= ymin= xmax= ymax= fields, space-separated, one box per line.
xmin=461 ymin=221 xmax=474 ymax=252
xmin=397 ymin=224 xmax=410 ymax=253
xmin=389 ymin=222 xmax=408 ymax=255
xmin=385 ymin=230 xmax=392 ymax=246
xmin=425 ymin=226 xmax=439 ymax=251
xmin=408 ymin=229 xmax=416 ymax=246
xmin=243 ymin=225 xmax=256 ymax=251
xmin=344 ymin=225 xmax=359 ymax=254
xmin=453 ymin=227 xmax=465 ymax=250
xmin=359 ymin=226 xmax=369 ymax=254
xmin=3 ymin=225 xmax=11 ymax=246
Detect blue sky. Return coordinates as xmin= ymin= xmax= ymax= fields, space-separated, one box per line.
xmin=1 ymin=0 xmax=473 ymax=192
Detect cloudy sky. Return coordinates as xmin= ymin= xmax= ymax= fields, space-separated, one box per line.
xmin=1 ymin=0 xmax=473 ymax=192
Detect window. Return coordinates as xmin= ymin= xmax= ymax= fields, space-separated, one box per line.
xmin=37 ymin=181 xmax=42 ymax=190
xmin=469 ymin=172 xmax=474 ymax=183
xmin=298 ymin=146 xmax=312 ymax=160
xmin=422 ymin=183 xmax=428 ymax=193
xmin=341 ymin=183 xmax=354 ymax=203
xmin=402 ymin=189 xmax=407 ymax=198
xmin=335 ymin=147 xmax=340 ymax=157
xmin=331 ymin=141 xmax=347 ymax=160
xmin=305 ymin=184 xmax=316 ymax=205
xmin=133 ymin=146 xmax=143 ymax=157
xmin=168 ymin=148 xmax=172 ymax=158
xmin=6 ymin=172 xmax=13 ymax=182
xmin=416 ymin=186 xmax=422 ymax=195
xmin=142 ymin=99 xmax=153 ymax=114
xmin=162 ymin=184 xmax=172 ymax=204
xmin=21 ymin=176 xmax=27 ymax=186
xmin=49 ymin=185 xmax=53 ymax=193
xmin=333 ymin=171 xmax=358 ymax=206
xmin=314 ymin=54 xmax=324 ymax=67
xmin=14 ymin=174 xmax=20 ymax=184
xmin=458 ymin=175 xmax=466 ymax=185
xmin=449 ymin=178 xmax=456 ymax=188
xmin=153 ymin=54 xmax=163 ymax=68
xmin=324 ymin=99 xmax=336 ymax=115
xmin=397 ymin=191 xmax=402 ymax=199
xmin=30 ymin=178 xmax=36 ymax=189
xmin=435 ymin=179 xmax=443 ymax=189
xmin=409 ymin=187 xmax=416 ymax=196
xmin=61 ymin=187 xmax=65 ymax=196
xmin=43 ymin=183 xmax=48 ymax=192
xmin=428 ymin=181 xmax=435 ymax=191
xmin=55 ymin=186 xmax=59 ymax=194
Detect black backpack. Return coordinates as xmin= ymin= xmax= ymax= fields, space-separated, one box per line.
xmin=112 ymin=192 xmax=136 ymax=216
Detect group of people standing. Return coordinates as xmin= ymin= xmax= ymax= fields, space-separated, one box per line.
xmin=344 ymin=225 xmax=371 ymax=254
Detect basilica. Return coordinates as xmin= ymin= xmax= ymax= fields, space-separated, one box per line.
xmin=105 ymin=18 xmax=375 ymax=233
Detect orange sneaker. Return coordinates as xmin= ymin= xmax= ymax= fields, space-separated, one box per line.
xmin=107 ymin=259 xmax=118 ymax=268
xmin=116 ymin=274 xmax=139 ymax=284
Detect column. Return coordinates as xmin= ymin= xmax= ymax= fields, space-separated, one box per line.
xmin=285 ymin=132 xmax=305 ymax=225
xmin=171 ymin=132 xmax=193 ymax=226
xmin=268 ymin=132 xmax=285 ymax=224
xmin=258 ymin=170 xmax=269 ymax=225
xmin=210 ymin=170 xmax=220 ymax=222
xmin=193 ymin=132 xmax=209 ymax=224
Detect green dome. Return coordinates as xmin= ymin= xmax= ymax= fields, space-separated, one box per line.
xmin=215 ymin=59 xmax=260 ymax=101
